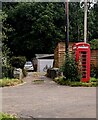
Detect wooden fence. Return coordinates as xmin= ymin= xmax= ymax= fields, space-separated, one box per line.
xmin=54 ymin=42 xmax=98 ymax=68
xmin=91 ymin=49 xmax=98 ymax=67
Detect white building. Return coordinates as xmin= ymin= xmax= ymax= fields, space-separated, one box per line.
xmin=35 ymin=54 xmax=54 ymax=72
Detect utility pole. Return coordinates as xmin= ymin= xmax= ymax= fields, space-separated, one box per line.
xmin=65 ymin=0 xmax=69 ymax=53
xmin=84 ymin=0 xmax=88 ymax=43
xmin=80 ymin=0 xmax=97 ymax=43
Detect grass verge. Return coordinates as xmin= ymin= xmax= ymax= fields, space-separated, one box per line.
xmin=0 ymin=112 xmax=16 ymax=120
xmin=54 ymin=77 xmax=98 ymax=87
xmin=0 ymin=78 xmax=23 ymax=87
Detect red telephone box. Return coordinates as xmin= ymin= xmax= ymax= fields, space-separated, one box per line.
xmin=72 ymin=42 xmax=90 ymax=82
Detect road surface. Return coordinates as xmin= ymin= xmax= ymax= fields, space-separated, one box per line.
xmin=2 ymin=72 xmax=96 ymax=118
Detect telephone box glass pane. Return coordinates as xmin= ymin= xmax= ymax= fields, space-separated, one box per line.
xmin=80 ymin=51 xmax=87 ymax=78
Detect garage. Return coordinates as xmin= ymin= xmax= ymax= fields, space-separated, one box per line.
xmin=35 ymin=54 xmax=54 ymax=72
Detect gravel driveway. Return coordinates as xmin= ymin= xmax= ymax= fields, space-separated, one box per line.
xmin=2 ymin=72 xmax=96 ymax=118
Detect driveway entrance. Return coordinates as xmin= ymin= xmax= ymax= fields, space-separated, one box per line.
xmin=2 ymin=72 xmax=96 ymax=118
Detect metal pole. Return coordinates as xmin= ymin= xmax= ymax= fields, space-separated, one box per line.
xmin=84 ymin=0 xmax=88 ymax=43
xmin=0 ymin=1 xmax=2 ymax=79
xmin=65 ymin=0 xmax=69 ymax=53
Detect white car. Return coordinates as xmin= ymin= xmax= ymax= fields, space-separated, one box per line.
xmin=24 ymin=61 xmax=34 ymax=72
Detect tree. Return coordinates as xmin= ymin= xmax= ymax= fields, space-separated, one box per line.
xmin=88 ymin=2 xmax=98 ymax=40
xmin=2 ymin=2 xmax=65 ymax=60
xmin=69 ymin=2 xmax=84 ymax=42
xmin=2 ymin=2 xmax=98 ymax=60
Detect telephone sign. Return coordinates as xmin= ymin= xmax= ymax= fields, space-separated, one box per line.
xmin=72 ymin=42 xmax=90 ymax=82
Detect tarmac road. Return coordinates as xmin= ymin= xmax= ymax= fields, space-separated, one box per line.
xmin=2 ymin=72 xmax=96 ymax=118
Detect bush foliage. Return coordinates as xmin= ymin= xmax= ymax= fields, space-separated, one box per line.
xmin=10 ymin=56 xmax=26 ymax=69
xmin=0 ymin=78 xmax=23 ymax=87
xmin=54 ymin=77 xmax=97 ymax=87
xmin=0 ymin=112 xmax=16 ymax=119
xmin=90 ymin=64 xmax=98 ymax=78
xmin=61 ymin=54 xmax=81 ymax=82
xmin=2 ymin=65 xmax=14 ymax=78
xmin=89 ymin=39 xmax=98 ymax=49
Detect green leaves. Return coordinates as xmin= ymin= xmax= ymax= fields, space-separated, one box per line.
xmin=10 ymin=56 xmax=26 ymax=69
xmin=2 ymin=2 xmax=98 ymax=60
xmin=61 ymin=54 xmax=81 ymax=82
xmin=89 ymin=39 xmax=98 ymax=49
xmin=2 ymin=3 xmax=65 ymax=59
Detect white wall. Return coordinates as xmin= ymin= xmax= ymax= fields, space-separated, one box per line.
xmin=37 ymin=59 xmax=54 ymax=72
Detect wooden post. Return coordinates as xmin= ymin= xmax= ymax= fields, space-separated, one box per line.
xmin=65 ymin=0 xmax=69 ymax=53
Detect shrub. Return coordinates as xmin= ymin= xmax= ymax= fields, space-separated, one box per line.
xmin=0 ymin=78 xmax=23 ymax=87
xmin=2 ymin=65 xmax=14 ymax=78
xmin=54 ymin=77 xmax=97 ymax=87
xmin=10 ymin=56 xmax=26 ymax=69
xmin=0 ymin=112 xmax=16 ymax=119
xmin=89 ymin=39 xmax=98 ymax=50
xmin=90 ymin=64 xmax=96 ymax=77
xmin=90 ymin=64 xmax=98 ymax=78
xmin=54 ymin=76 xmax=71 ymax=85
xmin=90 ymin=77 xmax=97 ymax=82
xmin=95 ymin=67 xmax=98 ymax=78
xmin=61 ymin=54 xmax=81 ymax=82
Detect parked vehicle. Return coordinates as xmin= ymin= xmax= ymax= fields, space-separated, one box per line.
xmin=24 ymin=61 xmax=34 ymax=72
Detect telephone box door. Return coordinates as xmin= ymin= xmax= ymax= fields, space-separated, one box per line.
xmin=79 ymin=50 xmax=90 ymax=82
xmin=72 ymin=42 xmax=90 ymax=82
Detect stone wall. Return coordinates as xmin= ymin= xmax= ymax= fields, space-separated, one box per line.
xmin=54 ymin=42 xmax=98 ymax=68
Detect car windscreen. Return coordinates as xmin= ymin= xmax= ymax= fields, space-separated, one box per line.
xmin=25 ymin=62 xmax=32 ymax=65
